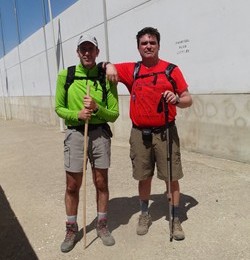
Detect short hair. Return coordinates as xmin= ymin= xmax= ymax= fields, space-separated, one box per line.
xmin=136 ymin=27 xmax=160 ymax=47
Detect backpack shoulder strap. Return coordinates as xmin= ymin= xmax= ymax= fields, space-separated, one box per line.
xmin=133 ymin=61 xmax=141 ymax=79
xmin=165 ymin=63 xmax=176 ymax=78
xmin=133 ymin=61 xmax=177 ymax=93
xmin=64 ymin=66 xmax=76 ymax=105
xmin=64 ymin=64 xmax=109 ymax=106
xmin=97 ymin=63 xmax=108 ymax=104
xmin=64 ymin=65 xmax=76 ymax=91
xmin=165 ymin=63 xmax=177 ymax=93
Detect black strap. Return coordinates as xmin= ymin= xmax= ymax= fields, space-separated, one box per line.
xmin=67 ymin=123 xmax=113 ymax=137
xmin=97 ymin=63 xmax=108 ymax=104
xmin=132 ymin=120 xmax=175 ymax=132
xmin=64 ymin=65 xmax=108 ymax=106
xmin=165 ymin=63 xmax=177 ymax=93
xmin=133 ymin=62 xmax=177 ymax=93
xmin=133 ymin=61 xmax=141 ymax=80
xmin=64 ymin=65 xmax=76 ymax=105
xmin=67 ymin=123 xmax=106 ymax=131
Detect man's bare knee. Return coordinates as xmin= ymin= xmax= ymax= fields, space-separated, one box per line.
xmin=66 ymin=184 xmax=79 ymax=194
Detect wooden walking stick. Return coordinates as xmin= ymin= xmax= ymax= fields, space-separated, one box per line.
xmin=83 ymin=85 xmax=90 ymax=249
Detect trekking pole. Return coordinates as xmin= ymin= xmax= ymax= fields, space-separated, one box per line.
xmin=162 ymin=95 xmax=173 ymax=242
xmin=83 ymin=85 xmax=90 ymax=249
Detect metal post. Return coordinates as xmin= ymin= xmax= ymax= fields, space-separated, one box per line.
xmin=0 ymin=9 xmax=9 ymax=120
xmin=42 ymin=0 xmax=53 ymax=97
xmin=13 ymin=0 xmax=25 ymax=96
xmin=41 ymin=0 xmax=56 ymax=127
xmin=47 ymin=0 xmax=65 ymax=132
xmin=102 ymin=0 xmax=109 ymax=61
xmin=0 ymin=69 xmax=7 ymax=120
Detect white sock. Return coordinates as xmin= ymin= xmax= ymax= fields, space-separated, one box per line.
xmin=97 ymin=212 xmax=107 ymax=221
xmin=67 ymin=215 xmax=77 ymax=223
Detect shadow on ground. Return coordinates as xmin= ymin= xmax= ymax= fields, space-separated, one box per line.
xmin=0 ymin=185 xmax=38 ymax=260
xmin=77 ymin=192 xmax=198 ymax=246
xmin=107 ymin=192 xmax=198 ymax=229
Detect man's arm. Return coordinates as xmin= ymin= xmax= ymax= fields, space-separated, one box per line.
xmin=177 ymin=89 xmax=192 ymax=108
xmin=55 ymin=71 xmax=79 ymax=122
xmin=95 ymin=81 xmax=119 ymax=123
xmin=100 ymin=62 xmax=119 ymax=83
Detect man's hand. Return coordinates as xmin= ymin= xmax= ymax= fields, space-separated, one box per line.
xmin=105 ymin=63 xmax=118 ymax=83
xmin=78 ymin=108 xmax=92 ymax=121
xmin=83 ymin=96 xmax=98 ymax=111
xmin=163 ymin=90 xmax=193 ymax=108
xmin=163 ymin=90 xmax=178 ymax=105
xmin=78 ymin=95 xmax=99 ymax=121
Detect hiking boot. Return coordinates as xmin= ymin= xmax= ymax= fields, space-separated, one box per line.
xmin=172 ymin=218 xmax=185 ymax=240
xmin=96 ymin=218 xmax=115 ymax=246
xmin=60 ymin=222 xmax=78 ymax=253
xmin=136 ymin=214 xmax=152 ymax=235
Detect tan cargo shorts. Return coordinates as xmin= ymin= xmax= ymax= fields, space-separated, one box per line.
xmin=129 ymin=124 xmax=183 ymax=181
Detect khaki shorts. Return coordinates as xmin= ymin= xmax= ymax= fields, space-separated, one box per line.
xmin=64 ymin=126 xmax=111 ymax=173
xmin=129 ymin=125 xmax=183 ymax=181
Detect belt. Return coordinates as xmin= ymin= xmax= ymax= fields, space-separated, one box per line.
xmin=132 ymin=121 xmax=175 ymax=133
xmin=67 ymin=123 xmax=107 ymax=131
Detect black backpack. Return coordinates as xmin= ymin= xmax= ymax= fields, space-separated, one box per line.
xmin=64 ymin=63 xmax=107 ymax=105
xmin=133 ymin=61 xmax=177 ymax=93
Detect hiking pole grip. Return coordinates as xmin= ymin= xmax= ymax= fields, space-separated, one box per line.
xmin=162 ymin=95 xmax=173 ymax=242
xmin=83 ymin=85 xmax=90 ymax=249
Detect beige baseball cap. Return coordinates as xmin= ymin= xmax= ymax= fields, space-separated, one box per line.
xmin=77 ymin=34 xmax=98 ymax=48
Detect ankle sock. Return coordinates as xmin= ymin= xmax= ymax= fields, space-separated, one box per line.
xmin=171 ymin=206 xmax=180 ymax=219
xmin=97 ymin=212 xmax=107 ymax=221
xmin=67 ymin=215 xmax=77 ymax=223
xmin=140 ymin=199 xmax=149 ymax=215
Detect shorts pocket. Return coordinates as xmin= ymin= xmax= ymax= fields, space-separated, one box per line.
xmin=64 ymin=146 xmax=70 ymax=168
xmin=64 ymin=130 xmax=72 ymax=146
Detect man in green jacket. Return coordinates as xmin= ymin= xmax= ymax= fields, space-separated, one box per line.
xmin=55 ymin=34 xmax=119 ymax=252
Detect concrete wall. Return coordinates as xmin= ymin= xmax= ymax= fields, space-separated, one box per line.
xmin=177 ymin=94 xmax=250 ymax=163
xmin=112 ymin=94 xmax=250 ymax=164
xmin=0 ymin=0 xmax=249 ymax=163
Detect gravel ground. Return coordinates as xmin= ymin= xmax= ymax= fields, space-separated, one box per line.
xmin=0 ymin=119 xmax=250 ymax=260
